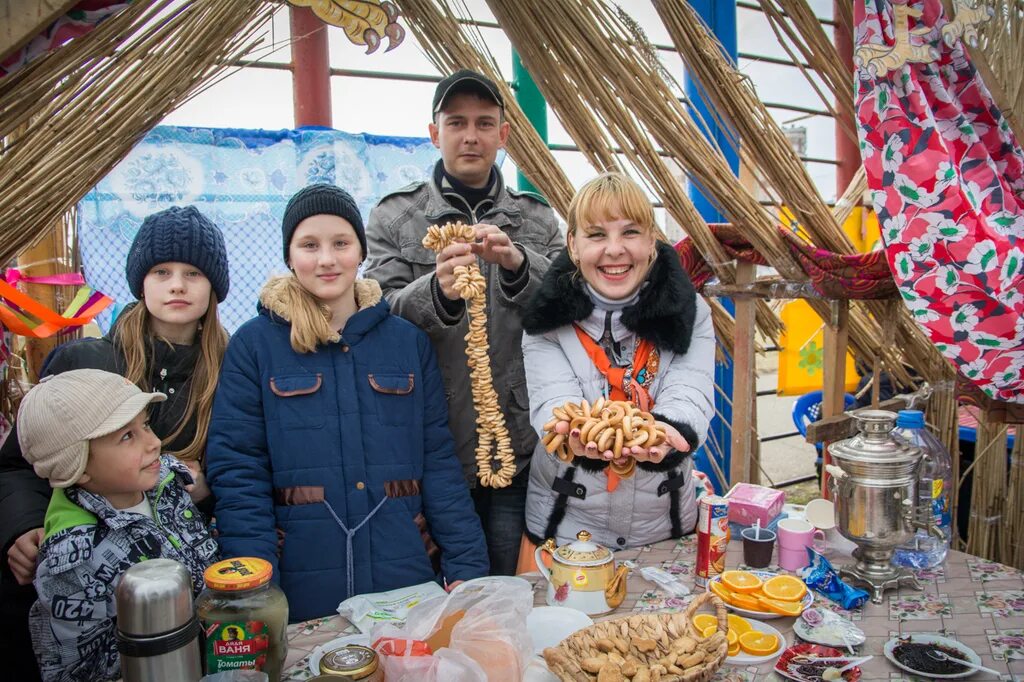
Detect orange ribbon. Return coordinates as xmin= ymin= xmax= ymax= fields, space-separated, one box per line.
xmin=573 ymin=325 xmax=656 ymax=492
xmin=0 ymin=279 xmax=110 ymax=338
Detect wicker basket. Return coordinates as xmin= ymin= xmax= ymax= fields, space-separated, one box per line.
xmin=542 ymin=591 xmax=730 ymax=682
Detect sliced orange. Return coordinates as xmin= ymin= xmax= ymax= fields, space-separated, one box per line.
xmin=738 ymin=631 xmax=779 ymax=656
xmin=721 ymin=570 xmax=764 ymax=594
xmin=761 ymin=575 xmax=807 ymax=602
xmin=729 ymin=592 xmax=762 ymax=611
xmin=757 ymin=595 xmax=805 ymax=617
xmin=728 ymin=641 xmax=741 ymax=657
xmin=692 ymin=613 xmax=718 ymax=633
xmin=701 ymin=624 xmax=717 ymax=639
xmin=709 ymin=579 xmax=734 ymax=603
xmin=728 ymin=614 xmax=753 ymax=635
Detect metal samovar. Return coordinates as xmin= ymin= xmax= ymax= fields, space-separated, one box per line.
xmin=826 ymin=410 xmax=944 ymax=603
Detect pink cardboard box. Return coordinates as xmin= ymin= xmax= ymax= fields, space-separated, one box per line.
xmin=725 ymin=483 xmax=785 ymax=527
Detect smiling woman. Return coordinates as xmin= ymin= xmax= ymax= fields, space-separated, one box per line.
xmin=521 ymin=173 xmax=717 ymax=551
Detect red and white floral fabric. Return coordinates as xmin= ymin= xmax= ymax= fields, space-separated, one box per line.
xmin=856 ymin=0 xmax=1024 ymax=403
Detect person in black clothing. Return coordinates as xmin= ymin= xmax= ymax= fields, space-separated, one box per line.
xmin=0 ymin=205 xmax=229 ymax=680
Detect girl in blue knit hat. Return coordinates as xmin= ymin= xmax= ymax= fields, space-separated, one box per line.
xmin=0 ymin=205 xmax=230 ymax=680
xmin=206 ymin=184 xmax=488 ymax=622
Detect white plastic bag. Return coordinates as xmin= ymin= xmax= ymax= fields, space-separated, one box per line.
xmin=373 ymin=576 xmax=534 ymax=682
xmin=375 ymin=645 xmax=487 ymax=682
xmin=336 ymin=580 xmax=447 ymax=633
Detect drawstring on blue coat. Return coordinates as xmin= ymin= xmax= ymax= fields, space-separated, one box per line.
xmin=322 ymin=496 xmax=390 ymax=599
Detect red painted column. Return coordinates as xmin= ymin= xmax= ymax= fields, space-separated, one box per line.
xmin=834 ymin=1 xmax=860 ymax=195
xmin=290 ymin=6 xmax=333 ymax=128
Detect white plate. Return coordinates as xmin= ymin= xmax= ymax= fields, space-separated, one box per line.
xmin=307 ymin=633 xmax=372 ymax=676
xmin=709 ymin=570 xmax=814 ymax=619
xmin=792 ymin=607 xmax=866 ymax=648
xmin=883 ymin=633 xmax=981 ymax=679
xmin=526 ymin=606 xmax=594 ymax=655
xmin=724 ymin=618 xmax=786 ymax=666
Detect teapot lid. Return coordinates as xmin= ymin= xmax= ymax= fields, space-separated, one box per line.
xmin=828 ymin=409 xmax=920 ymax=464
xmin=553 ymin=530 xmax=612 ymax=566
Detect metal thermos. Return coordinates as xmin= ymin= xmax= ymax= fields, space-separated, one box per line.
xmin=115 ymin=559 xmax=202 ymax=682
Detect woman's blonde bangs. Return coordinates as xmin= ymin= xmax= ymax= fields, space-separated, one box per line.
xmin=568 ymin=173 xmax=656 ymax=236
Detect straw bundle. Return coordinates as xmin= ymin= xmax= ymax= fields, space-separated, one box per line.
xmin=923 ymin=368 xmax=961 ymax=545
xmin=965 ymin=415 xmax=1010 ymax=561
xmin=396 ymin=0 xmax=574 ymax=216
xmin=654 ymin=0 xmax=853 ymax=257
xmin=974 ymin=0 xmax=1024 ymax=136
xmin=832 ymin=165 xmax=867 ymax=230
xmin=483 ymin=0 xmax=791 ymax=340
xmin=759 ymin=0 xmax=857 ymax=139
xmin=1004 ymin=433 xmax=1024 ymax=568
xmin=489 ymin=0 xmax=928 ymax=371
xmin=0 ymin=0 xmax=274 ymax=266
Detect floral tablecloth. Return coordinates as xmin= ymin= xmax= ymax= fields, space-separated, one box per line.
xmin=282 ymin=536 xmax=1024 ymax=680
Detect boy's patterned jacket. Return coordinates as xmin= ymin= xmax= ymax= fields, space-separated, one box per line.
xmin=30 ymin=456 xmax=218 ymax=682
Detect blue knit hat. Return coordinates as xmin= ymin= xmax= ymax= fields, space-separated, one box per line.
xmin=125 ymin=206 xmax=230 ymax=302
xmin=282 ymin=184 xmax=366 ymax=263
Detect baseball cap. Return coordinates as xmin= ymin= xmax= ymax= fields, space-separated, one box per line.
xmin=17 ymin=369 xmax=167 ymax=488
xmin=432 ymin=69 xmax=504 ymax=115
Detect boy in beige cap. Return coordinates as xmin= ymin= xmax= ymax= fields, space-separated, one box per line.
xmin=18 ymin=369 xmax=218 ymax=682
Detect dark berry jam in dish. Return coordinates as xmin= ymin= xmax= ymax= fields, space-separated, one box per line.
xmin=892 ymin=641 xmax=971 ymax=675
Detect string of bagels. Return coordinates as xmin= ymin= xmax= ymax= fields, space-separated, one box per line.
xmin=423 ymin=221 xmax=516 ymax=488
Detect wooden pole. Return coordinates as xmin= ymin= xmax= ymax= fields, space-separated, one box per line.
xmin=730 ymin=260 xmax=757 ymax=485
xmin=290 ymin=6 xmax=332 ymax=128
xmin=821 ymin=298 xmax=850 ymax=498
xmin=17 ymin=217 xmax=66 ymax=382
xmin=833 ymin=0 xmax=860 ymax=195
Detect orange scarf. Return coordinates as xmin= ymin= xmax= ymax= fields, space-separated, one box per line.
xmin=573 ymin=325 xmax=656 ymax=491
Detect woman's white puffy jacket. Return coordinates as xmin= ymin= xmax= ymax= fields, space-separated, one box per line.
xmin=521 ymin=242 xmax=716 ymax=550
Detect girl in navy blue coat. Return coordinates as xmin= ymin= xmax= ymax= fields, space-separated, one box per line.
xmin=206 ymin=185 xmax=488 ymax=622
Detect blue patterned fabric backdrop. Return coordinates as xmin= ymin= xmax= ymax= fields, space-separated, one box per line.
xmin=78 ymin=125 xmax=445 ymax=333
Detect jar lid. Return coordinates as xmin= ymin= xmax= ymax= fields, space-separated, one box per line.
xmin=204 ymin=557 xmax=273 ymax=591
xmin=320 ymin=644 xmax=378 ymax=677
xmin=553 ymin=530 xmax=612 ymax=567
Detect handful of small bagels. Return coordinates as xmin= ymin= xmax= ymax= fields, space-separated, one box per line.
xmin=540 ymin=398 xmax=669 ymax=477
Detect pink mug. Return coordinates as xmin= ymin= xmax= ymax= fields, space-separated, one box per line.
xmin=776 ymin=518 xmax=825 ymax=571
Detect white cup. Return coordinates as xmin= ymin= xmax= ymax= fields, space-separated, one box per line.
xmin=804 ymin=498 xmax=836 ymax=531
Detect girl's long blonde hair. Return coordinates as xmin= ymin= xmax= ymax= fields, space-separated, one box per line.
xmin=256 ymin=274 xmax=342 ymax=354
xmin=115 ymin=291 xmax=228 ymax=463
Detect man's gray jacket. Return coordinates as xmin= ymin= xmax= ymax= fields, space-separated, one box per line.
xmin=364 ymin=171 xmax=563 ymax=485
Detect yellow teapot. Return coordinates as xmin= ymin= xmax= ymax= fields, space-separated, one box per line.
xmin=535 ymin=530 xmax=628 ymax=616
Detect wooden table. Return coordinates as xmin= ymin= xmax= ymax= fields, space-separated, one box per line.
xmin=282 ymin=536 xmax=1024 ymax=680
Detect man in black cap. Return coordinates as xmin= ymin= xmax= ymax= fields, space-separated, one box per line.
xmin=364 ymin=69 xmax=563 ymax=575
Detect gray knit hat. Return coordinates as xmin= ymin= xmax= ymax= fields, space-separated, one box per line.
xmin=282 ymin=184 xmax=366 ymax=263
xmin=17 ymin=370 xmax=166 ymax=488
xmin=126 ymin=206 xmax=230 ymax=302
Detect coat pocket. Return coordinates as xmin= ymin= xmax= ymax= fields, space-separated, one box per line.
xmin=368 ymin=372 xmax=415 ymax=426
xmin=400 ymin=242 xmax=439 ymax=280
xmin=270 ymin=373 xmax=325 ymax=429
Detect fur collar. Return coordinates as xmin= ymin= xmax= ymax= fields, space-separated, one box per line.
xmin=522 ymin=240 xmax=697 ymax=354
xmin=259 ymin=276 xmax=383 ymax=324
